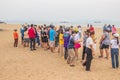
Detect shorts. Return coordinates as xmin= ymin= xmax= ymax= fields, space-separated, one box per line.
xmin=100 ymin=44 xmax=109 ymax=49
xmin=24 ymin=38 xmax=29 ymax=43
xmin=74 ymin=43 xmax=81 ymax=49
xmin=49 ymin=41 xmax=55 ymax=47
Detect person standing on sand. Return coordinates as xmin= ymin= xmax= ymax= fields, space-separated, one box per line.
xmin=78 ymin=25 xmax=82 ymax=38
xmin=110 ymin=33 xmax=120 ymax=69
xmin=49 ymin=25 xmax=56 ymax=53
xmin=63 ymin=27 xmax=70 ymax=60
xmin=112 ymin=25 xmax=117 ymax=35
xmin=59 ymin=29 xmax=64 ymax=56
xmin=20 ymin=25 xmax=24 ymax=44
xmin=74 ymin=30 xmax=81 ymax=60
xmin=89 ymin=25 xmax=95 ymax=33
xmin=99 ymin=28 xmax=110 ymax=59
xmin=67 ymin=31 xmax=76 ymax=67
xmin=82 ymin=30 xmax=89 ymax=61
xmin=23 ymin=27 xmax=29 ymax=47
xmin=13 ymin=29 xmax=19 ymax=47
xmin=82 ymin=32 xmax=94 ymax=71
xmin=28 ymin=24 xmax=36 ymax=51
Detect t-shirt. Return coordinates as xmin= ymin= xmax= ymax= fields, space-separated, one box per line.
xmin=20 ymin=27 xmax=24 ymax=37
xmin=49 ymin=29 xmax=55 ymax=41
xmin=90 ymin=27 xmax=94 ymax=32
xmin=68 ymin=36 xmax=74 ymax=49
xmin=28 ymin=27 xmax=36 ymax=38
xmin=112 ymin=27 xmax=116 ymax=34
xmin=78 ymin=28 xmax=82 ymax=33
xmin=74 ymin=33 xmax=80 ymax=41
xmin=13 ymin=32 xmax=19 ymax=39
xmin=102 ymin=32 xmax=110 ymax=45
xmin=83 ymin=34 xmax=88 ymax=46
xmin=110 ymin=39 xmax=120 ymax=48
xmin=86 ymin=37 xmax=94 ymax=49
xmin=59 ymin=33 xmax=64 ymax=45
xmin=63 ymin=32 xmax=70 ymax=48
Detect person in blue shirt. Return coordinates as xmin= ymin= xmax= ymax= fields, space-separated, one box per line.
xmin=49 ymin=25 xmax=56 ymax=53
xmin=20 ymin=25 xmax=25 ymax=44
xmin=67 ymin=31 xmax=76 ymax=67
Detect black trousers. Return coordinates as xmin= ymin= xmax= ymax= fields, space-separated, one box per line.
xmin=30 ymin=38 xmax=36 ymax=50
xmin=83 ymin=47 xmax=93 ymax=71
xmin=82 ymin=46 xmax=86 ymax=60
xmin=64 ymin=47 xmax=68 ymax=60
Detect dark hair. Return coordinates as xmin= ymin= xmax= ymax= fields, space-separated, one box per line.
xmin=60 ymin=29 xmax=63 ymax=34
xmin=90 ymin=32 xmax=95 ymax=36
xmin=71 ymin=31 xmax=75 ymax=34
xmin=24 ymin=27 xmax=28 ymax=31
xmin=31 ymin=24 xmax=33 ymax=27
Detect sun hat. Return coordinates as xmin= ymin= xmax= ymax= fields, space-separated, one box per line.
xmin=113 ymin=33 xmax=119 ymax=37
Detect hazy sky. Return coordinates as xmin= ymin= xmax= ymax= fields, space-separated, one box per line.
xmin=0 ymin=0 xmax=120 ymax=23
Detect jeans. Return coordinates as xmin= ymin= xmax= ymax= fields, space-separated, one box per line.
xmin=36 ymin=36 xmax=40 ymax=46
xmin=64 ymin=47 xmax=68 ymax=60
xmin=30 ymin=38 xmax=36 ymax=50
xmin=111 ymin=48 xmax=119 ymax=68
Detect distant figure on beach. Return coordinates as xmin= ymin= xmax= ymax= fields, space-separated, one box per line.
xmin=89 ymin=25 xmax=95 ymax=33
xmin=13 ymin=29 xmax=19 ymax=47
xmin=99 ymin=28 xmax=110 ymax=59
xmin=110 ymin=33 xmax=120 ymax=69
xmin=103 ymin=24 xmax=107 ymax=32
xmin=20 ymin=25 xmax=24 ymax=44
xmin=28 ymin=24 xmax=36 ymax=51
xmin=112 ymin=25 xmax=117 ymax=35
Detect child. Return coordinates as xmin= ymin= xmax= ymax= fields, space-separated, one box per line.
xmin=13 ymin=29 xmax=19 ymax=47
xmin=63 ymin=27 xmax=70 ymax=60
xmin=83 ymin=32 xmax=94 ymax=71
xmin=110 ymin=33 xmax=119 ymax=69
xmin=59 ymin=30 xmax=64 ymax=57
xmin=67 ymin=31 xmax=76 ymax=67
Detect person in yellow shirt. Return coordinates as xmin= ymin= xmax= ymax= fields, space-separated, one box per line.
xmin=59 ymin=30 xmax=64 ymax=57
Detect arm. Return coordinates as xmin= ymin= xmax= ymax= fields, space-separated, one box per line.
xmin=99 ymin=35 xmax=105 ymax=44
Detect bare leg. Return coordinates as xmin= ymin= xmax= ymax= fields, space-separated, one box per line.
xmin=99 ymin=49 xmax=103 ymax=58
xmin=75 ymin=48 xmax=78 ymax=60
xmin=105 ymin=49 xmax=109 ymax=59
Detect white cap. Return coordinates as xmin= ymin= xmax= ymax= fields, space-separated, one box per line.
xmin=113 ymin=33 xmax=119 ymax=37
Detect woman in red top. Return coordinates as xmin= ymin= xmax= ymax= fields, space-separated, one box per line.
xmin=89 ymin=25 xmax=95 ymax=33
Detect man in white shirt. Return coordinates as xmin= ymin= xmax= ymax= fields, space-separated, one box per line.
xmin=83 ymin=32 xmax=94 ymax=71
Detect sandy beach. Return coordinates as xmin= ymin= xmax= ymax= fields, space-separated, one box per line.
xmin=0 ymin=24 xmax=120 ymax=80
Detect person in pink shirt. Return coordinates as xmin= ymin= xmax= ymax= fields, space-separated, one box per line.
xmin=28 ymin=24 xmax=36 ymax=51
xmin=112 ymin=25 xmax=117 ymax=35
xmin=89 ymin=25 xmax=95 ymax=33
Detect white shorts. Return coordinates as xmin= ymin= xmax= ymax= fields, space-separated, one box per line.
xmin=49 ymin=41 xmax=55 ymax=47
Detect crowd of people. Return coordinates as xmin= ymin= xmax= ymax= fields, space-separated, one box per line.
xmin=13 ymin=24 xmax=119 ymax=71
